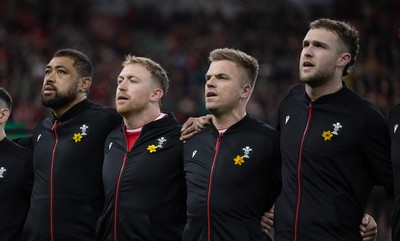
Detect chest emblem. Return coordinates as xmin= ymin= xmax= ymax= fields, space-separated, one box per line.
xmin=147 ymin=136 xmax=167 ymax=153
xmin=394 ymin=124 xmax=399 ymax=134
xmin=322 ymin=122 xmax=342 ymax=141
xmin=72 ymin=124 xmax=89 ymax=143
xmin=0 ymin=167 xmax=7 ymax=179
xmin=233 ymin=146 xmax=253 ymax=166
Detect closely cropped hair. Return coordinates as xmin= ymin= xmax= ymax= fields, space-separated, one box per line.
xmin=122 ymin=55 xmax=169 ymax=104
xmin=0 ymin=87 xmax=12 ymax=111
xmin=310 ymin=18 xmax=360 ymax=76
xmin=209 ymin=48 xmax=259 ymax=86
xmin=54 ymin=49 xmax=93 ymax=79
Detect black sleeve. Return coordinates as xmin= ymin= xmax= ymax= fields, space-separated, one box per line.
xmin=13 ymin=136 xmax=33 ymax=150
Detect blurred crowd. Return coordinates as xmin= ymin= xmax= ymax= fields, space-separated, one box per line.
xmin=0 ymin=0 xmax=399 ymax=240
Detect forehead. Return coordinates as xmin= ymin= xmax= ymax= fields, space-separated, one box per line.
xmin=303 ymin=28 xmax=339 ymax=45
xmin=47 ymin=56 xmax=75 ymax=68
xmin=119 ymin=63 xmax=152 ymax=79
xmin=207 ymin=60 xmax=239 ymax=75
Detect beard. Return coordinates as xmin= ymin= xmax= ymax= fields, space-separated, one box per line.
xmin=41 ymin=85 xmax=79 ymax=109
xmin=299 ymin=66 xmax=335 ymax=88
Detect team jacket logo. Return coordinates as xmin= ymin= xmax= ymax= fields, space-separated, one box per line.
xmin=233 ymin=146 xmax=253 ymax=166
xmin=147 ymin=137 xmax=167 ymax=153
xmin=394 ymin=124 xmax=399 ymax=134
xmin=285 ymin=116 xmax=290 ymax=124
xmin=0 ymin=167 xmax=7 ymax=179
xmin=72 ymin=124 xmax=89 ymax=143
xmin=322 ymin=122 xmax=342 ymax=141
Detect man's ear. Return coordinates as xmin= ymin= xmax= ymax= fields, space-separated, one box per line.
xmin=0 ymin=108 xmax=10 ymax=124
xmin=241 ymin=84 xmax=252 ymax=99
xmin=80 ymin=77 xmax=92 ymax=93
xmin=150 ymin=88 xmax=164 ymax=103
xmin=337 ymin=52 xmax=351 ymax=67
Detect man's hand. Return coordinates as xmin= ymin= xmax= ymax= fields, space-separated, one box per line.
xmin=180 ymin=115 xmax=212 ymax=142
xmin=360 ymin=213 xmax=377 ymax=241
xmin=260 ymin=207 xmax=274 ymax=235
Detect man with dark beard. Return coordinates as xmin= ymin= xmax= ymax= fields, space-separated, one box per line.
xmin=19 ymin=49 xmax=121 ymax=241
xmin=273 ymin=18 xmax=394 ymax=241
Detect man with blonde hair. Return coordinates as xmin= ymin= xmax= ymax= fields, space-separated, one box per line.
xmin=183 ymin=48 xmax=281 ymax=241
xmin=96 ymin=55 xmax=185 ymax=241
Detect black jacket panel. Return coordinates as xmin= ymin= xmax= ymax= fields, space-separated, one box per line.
xmin=97 ymin=114 xmax=186 ymax=241
xmin=23 ymin=100 xmax=121 ymax=241
xmin=183 ymin=114 xmax=281 ymax=241
xmin=388 ymin=104 xmax=400 ymax=241
xmin=275 ymin=84 xmax=393 ymax=241
xmin=0 ymin=138 xmax=32 ymax=241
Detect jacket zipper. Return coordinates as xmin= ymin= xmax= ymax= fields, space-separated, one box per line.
xmin=50 ymin=120 xmax=59 ymax=241
xmin=113 ymin=133 xmax=131 ymax=241
xmin=114 ymin=153 xmax=128 ymax=241
xmin=207 ymin=135 xmax=222 ymax=241
xmin=294 ymin=103 xmax=313 ymax=241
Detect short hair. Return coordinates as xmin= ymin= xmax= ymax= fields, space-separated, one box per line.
xmin=0 ymin=87 xmax=12 ymax=111
xmin=208 ymin=48 xmax=259 ymax=87
xmin=53 ymin=49 xmax=93 ymax=79
xmin=309 ymin=18 xmax=360 ymax=76
xmin=122 ymin=55 xmax=169 ymax=104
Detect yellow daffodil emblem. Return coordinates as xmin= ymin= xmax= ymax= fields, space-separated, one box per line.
xmin=234 ymin=155 xmax=245 ymax=165
xmin=72 ymin=133 xmax=83 ymax=142
xmin=322 ymin=130 xmax=333 ymax=141
xmin=147 ymin=144 xmax=158 ymax=153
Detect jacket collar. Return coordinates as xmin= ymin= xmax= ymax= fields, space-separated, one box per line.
xmin=304 ymin=81 xmax=349 ymax=104
xmin=51 ymin=99 xmax=92 ymax=122
xmin=210 ymin=113 xmax=252 ymax=135
xmin=121 ymin=113 xmax=178 ymax=132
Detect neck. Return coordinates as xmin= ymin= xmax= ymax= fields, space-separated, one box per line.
xmin=53 ymin=95 xmax=86 ymax=117
xmin=305 ymin=80 xmax=343 ymax=101
xmin=211 ymin=109 xmax=246 ymax=130
xmin=0 ymin=128 xmax=6 ymax=141
xmin=123 ymin=108 xmax=162 ymax=129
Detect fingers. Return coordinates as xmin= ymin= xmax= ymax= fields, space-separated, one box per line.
xmin=180 ymin=116 xmax=212 ymax=142
xmin=260 ymin=210 xmax=274 ymax=235
xmin=181 ymin=117 xmax=195 ymax=133
xmin=359 ymin=213 xmax=377 ymax=241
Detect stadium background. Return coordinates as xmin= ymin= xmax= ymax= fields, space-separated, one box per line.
xmin=1 ymin=0 xmax=399 ymax=240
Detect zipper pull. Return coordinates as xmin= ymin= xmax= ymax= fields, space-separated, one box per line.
xmin=51 ymin=120 xmax=58 ymax=131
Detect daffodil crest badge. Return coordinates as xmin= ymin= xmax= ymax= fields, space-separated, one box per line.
xmin=72 ymin=124 xmax=89 ymax=143
xmin=147 ymin=137 xmax=167 ymax=153
xmin=233 ymin=146 xmax=253 ymax=166
xmin=322 ymin=122 xmax=342 ymax=141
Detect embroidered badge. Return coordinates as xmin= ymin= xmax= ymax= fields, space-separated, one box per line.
xmin=80 ymin=124 xmax=89 ymax=136
xmin=0 ymin=167 xmax=7 ymax=179
xmin=233 ymin=146 xmax=253 ymax=166
xmin=72 ymin=124 xmax=89 ymax=142
xmin=147 ymin=144 xmax=158 ymax=153
xmin=147 ymin=137 xmax=167 ymax=153
xmin=73 ymin=133 xmax=83 ymax=142
xmin=322 ymin=122 xmax=342 ymax=141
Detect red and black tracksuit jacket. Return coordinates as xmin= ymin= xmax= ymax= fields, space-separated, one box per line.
xmin=388 ymin=104 xmax=400 ymax=241
xmin=183 ymin=114 xmax=281 ymax=241
xmin=274 ymin=84 xmax=394 ymax=241
xmin=0 ymin=138 xmax=33 ymax=241
xmin=23 ymin=99 xmax=121 ymax=241
xmin=96 ymin=114 xmax=186 ymax=241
